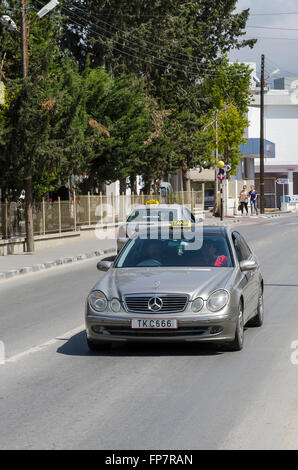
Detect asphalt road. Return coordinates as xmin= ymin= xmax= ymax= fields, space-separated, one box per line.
xmin=1 ymin=214 xmax=298 ymax=450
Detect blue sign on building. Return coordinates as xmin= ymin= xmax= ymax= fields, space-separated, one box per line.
xmin=240 ymin=138 xmax=275 ymax=159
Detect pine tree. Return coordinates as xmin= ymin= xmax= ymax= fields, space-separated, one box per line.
xmin=0 ymin=2 xmax=89 ymax=248
xmin=60 ymin=0 xmax=256 ymax=182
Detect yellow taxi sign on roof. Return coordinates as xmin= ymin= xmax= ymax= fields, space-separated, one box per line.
xmin=170 ymin=220 xmax=192 ymax=229
xmin=145 ymin=199 xmax=159 ymax=205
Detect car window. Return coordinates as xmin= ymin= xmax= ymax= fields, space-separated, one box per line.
xmin=116 ymin=234 xmax=233 ymax=268
xmin=238 ymin=234 xmax=252 ymax=258
xmin=232 ymin=233 xmax=250 ymax=262
xmin=127 ymin=209 xmax=176 ymax=223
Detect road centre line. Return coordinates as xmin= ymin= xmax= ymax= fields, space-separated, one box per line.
xmin=1 ymin=324 xmax=85 ymax=366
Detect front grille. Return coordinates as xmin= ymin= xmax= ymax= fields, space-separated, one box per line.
xmin=124 ymin=294 xmax=188 ymax=313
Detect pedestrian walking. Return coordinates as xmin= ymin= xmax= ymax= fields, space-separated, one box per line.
xmin=239 ymin=185 xmax=249 ymax=215
xmin=249 ymin=185 xmax=258 ymax=215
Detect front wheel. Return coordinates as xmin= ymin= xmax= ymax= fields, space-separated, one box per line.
xmin=224 ymin=301 xmax=244 ymax=352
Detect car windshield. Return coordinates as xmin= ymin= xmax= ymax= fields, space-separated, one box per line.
xmin=127 ymin=208 xmax=183 ymax=223
xmin=116 ymin=233 xmax=233 ymax=268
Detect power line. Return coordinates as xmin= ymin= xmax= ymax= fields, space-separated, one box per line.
xmin=61 ymin=9 xmax=208 ymax=76
xmin=66 ymin=16 xmax=250 ymax=78
xmin=61 ymin=5 xmax=206 ymax=72
xmin=265 ymin=57 xmax=298 ymax=77
xmin=250 ymin=12 xmax=298 ymax=16
xmin=247 ymin=25 xmax=298 ymax=32
xmin=32 ymin=0 xmax=216 ymax=72
xmin=43 ymin=1 xmax=256 ymax=67
xmin=246 ymin=36 xmax=298 ymax=40
xmin=31 ymin=1 xmax=249 ymax=79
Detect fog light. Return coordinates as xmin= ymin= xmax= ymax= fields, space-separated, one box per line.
xmin=210 ymin=326 xmax=223 ymax=334
xmin=92 ymin=326 xmax=105 ymax=334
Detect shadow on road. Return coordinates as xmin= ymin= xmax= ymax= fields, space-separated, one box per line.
xmin=56 ymin=331 xmax=223 ymax=357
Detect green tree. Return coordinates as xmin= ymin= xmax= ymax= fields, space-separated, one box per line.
xmin=3 ymin=58 xmax=88 ymax=195
xmin=200 ymin=58 xmax=252 ymax=173
xmin=82 ymin=67 xmax=168 ymax=193
xmin=60 ymin=0 xmax=256 ymax=185
xmin=61 ymin=0 xmax=255 ymax=76
xmin=0 ymin=3 xmax=89 ymax=248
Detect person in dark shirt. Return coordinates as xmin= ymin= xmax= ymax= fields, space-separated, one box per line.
xmin=249 ymin=185 xmax=258 ymax=215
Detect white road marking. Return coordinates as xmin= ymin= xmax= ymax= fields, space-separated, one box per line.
xmin=0 ymin=254 xmax=108 ymax=285
xmin=2 ymin=324 xmax=85 ymax=365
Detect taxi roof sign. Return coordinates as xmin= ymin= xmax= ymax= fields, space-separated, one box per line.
xmin=145 ymin=199 xmax=159 ymax=205
xmin=170 ymin=220 xmax=192 ymax=229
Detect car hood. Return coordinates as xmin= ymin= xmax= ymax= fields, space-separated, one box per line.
xmin=94 ymin=267 xmax=235 ymax=300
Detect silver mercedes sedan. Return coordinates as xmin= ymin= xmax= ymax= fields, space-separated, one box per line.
xmin=85 ymin=226 xmax=263 ymax=352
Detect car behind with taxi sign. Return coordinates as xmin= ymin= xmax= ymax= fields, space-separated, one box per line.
xmin=117 ymin=203 xmax=196 ymax=252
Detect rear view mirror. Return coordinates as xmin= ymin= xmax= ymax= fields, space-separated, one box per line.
xmin=239 ymin=260 xmax=257 ymax=272
xmin=97 ymin=260 xmax=112 ymax=272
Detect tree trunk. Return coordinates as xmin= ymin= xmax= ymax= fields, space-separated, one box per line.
xmin=130 ymin=174 xmax=137 ymax=194
xmin=182 ymin=169 xmax=191 ymax=192
xmin=119 ymin=178 xmax=127 ymax=194
xmin=1 ymin=190 xmax=8 ymax=239
xmin=143 ymin=179 xmax=152 ymax=195
xmin=25 ymin=169 xmax=35 ymax=252
xmin=98 ymin=180 xmax=106 ymax=195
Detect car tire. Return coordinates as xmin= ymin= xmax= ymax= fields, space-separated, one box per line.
xmin=224 ymin=301 xmax=244 ymax=352
xmin=87 ymin=338 xmax=112 ymax=351
xmin=247 ymin=287 xmax=264 ymax=327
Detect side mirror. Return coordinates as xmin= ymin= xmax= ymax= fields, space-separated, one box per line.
xmin=239 ymin=260 xmax=257 ymax=272
xmin=97 ymin=260 xmax=112 ymax=272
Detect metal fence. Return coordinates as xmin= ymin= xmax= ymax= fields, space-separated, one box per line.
xmin=0 ymin=189 xmax=204 ymax=240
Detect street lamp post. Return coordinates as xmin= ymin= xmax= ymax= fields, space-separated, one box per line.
xmin=7 ymin=0 xmax=59 ymax=252
xmin=2 ymin=1 xmax=58 ymax=251
xmin=20 ymin=0 xmax=35 ymax=251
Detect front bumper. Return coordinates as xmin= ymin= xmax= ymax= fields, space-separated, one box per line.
xmin=85 ymin=305 xmax=238 ymax=344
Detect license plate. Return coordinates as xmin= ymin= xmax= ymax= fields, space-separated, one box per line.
xmin=131 ymin=319 xmax=178 ymax=329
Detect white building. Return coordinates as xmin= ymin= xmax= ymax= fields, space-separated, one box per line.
xmin=247 ymin=68 xmax=298 ymax=209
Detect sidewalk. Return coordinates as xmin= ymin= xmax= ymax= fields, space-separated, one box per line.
xmin=203 ymin=209 xmax=295 ymax=225
xmin=0 ymin=235 xmax=116 ymax=281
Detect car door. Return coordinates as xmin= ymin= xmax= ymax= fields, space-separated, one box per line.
xmin=232 ymin=232 xmax=255 ymax=322
xmin=237 ymin=233 xmax=260 ymax=316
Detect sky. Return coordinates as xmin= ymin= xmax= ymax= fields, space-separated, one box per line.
xmin=229 ymin=0 xmax=298 ymax=79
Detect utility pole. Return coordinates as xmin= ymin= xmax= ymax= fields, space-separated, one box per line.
xmin=21 ymin=0 xmax=35 ymax=252
xmin=259 ymin=54 xmax=265 ymax=214
xmin=213 ymin=109 xmax=219 ymax=216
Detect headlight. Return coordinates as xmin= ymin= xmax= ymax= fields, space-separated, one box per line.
xmin=207 ymin=290 xmax=229 ymax=312
xmin=191 ymin=297 xmax=204 ymax=312
xmin=110 ymin=298 xmax=121 ymax=313
xmin=89 ymin=290 xmax=108 ymax=312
